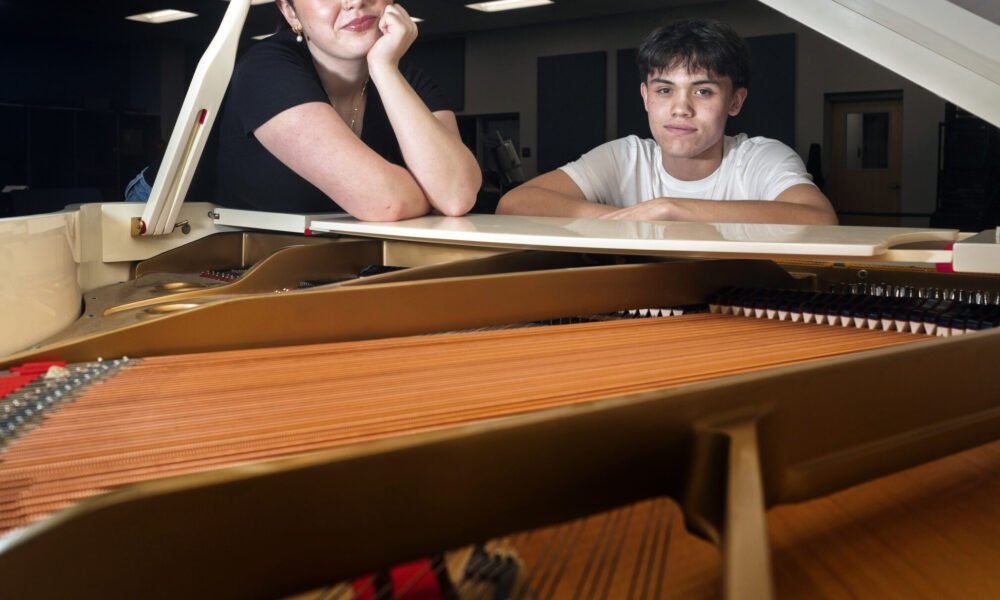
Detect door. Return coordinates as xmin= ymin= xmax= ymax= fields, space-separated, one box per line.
xmin=827 ymin=99 xmax=903 ymax=226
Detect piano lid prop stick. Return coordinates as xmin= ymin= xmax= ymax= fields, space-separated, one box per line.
xmin=135 ymin=0 xmax=252 ymax=238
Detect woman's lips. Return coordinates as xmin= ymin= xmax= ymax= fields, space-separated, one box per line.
xmin=342 ymin=15 xmax=377 ymax=32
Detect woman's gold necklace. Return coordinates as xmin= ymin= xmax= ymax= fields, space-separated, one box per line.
xmin=337 ymin=79 xmax=369 ymax=136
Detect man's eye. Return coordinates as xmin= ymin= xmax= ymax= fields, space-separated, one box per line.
xmin=694 ymin=88 xmax=714 ymax=96
xmin=656 ymin=87 xmax=672 ymax=95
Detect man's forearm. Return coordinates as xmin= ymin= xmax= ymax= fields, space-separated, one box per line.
xmin=663 ymin=198 xmax=838 ymax=225
xmin=497 ymin=186 xmax=617 ymax=218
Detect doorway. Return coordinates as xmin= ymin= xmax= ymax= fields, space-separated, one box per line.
xmin=825 ymin=92 xmax=903 ymax=226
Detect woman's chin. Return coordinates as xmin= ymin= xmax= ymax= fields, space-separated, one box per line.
xmin=315 ymin=43 xmax=375 ymax=63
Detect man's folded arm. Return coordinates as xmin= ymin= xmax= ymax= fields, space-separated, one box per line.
xmin=600 ymin=184 xmax=838 ymax=225
xmin=496 ymin=170 xmax=617 ymax=218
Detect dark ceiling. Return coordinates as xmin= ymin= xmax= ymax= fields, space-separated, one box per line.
xmin=1 ymin=0 xmax=721 ymax=47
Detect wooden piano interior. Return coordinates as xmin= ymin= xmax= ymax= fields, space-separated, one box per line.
xmin=2 ymin=231 xmax=999 ymax=599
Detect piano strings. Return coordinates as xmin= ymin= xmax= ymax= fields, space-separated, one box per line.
xmin=0 ymin=312 xmax=921 ymax=536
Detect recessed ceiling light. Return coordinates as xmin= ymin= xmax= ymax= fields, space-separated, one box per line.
xmin=126 ymin=9 xmax=198 ymax=24
xmin=252 ymin=33 xmax=275 ymax=40
xmin=412 ymin=17 xmax=424 ymax=23
xmin=222 ymin=0 xmax=275 ymax=4
xmin=466 ymin=0 xmax=554 ymax=13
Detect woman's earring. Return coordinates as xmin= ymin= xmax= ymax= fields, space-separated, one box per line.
xmin=293 ymin=25 xmax=303 ymax=43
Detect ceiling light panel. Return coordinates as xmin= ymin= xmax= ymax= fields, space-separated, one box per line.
xmin=466 ymin=0 xmax=554 ymax=13
xmin=126 ymin=9 xmax=198 ymax=24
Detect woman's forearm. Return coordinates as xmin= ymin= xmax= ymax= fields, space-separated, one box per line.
xmin=369 ymin=65 xmax=481 ymax=216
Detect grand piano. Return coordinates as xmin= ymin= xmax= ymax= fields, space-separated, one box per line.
xmin=2 ymin=1 xmax=1000 ymax=598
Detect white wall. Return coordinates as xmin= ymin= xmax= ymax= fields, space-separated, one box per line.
xmin=460 ymin=0 xmax=945 ymax=221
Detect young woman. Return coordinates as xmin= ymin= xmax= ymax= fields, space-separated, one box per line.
xmin=128 ymin=0 xmax=480 ymax=221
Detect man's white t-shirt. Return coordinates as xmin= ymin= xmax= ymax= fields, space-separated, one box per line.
xmin=559 ymin=134 xmax=815 ymax=208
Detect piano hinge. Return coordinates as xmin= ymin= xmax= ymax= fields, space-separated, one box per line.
xmin=130 ymin=217 xmax=191 ymax=237
xmin=130 ymin=217 xmax=146 ymax=237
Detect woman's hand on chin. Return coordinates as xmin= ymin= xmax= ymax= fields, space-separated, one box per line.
xmin=368 ymin=3 xmax=417 ymax=72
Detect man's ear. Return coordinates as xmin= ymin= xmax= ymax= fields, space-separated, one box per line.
xmin=728 ymin=87 xmax=748 ymax=117
xmin=640 ymin=82 xmax=649 ymax=112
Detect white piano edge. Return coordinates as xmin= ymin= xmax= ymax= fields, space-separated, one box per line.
xmin=953 ymin=228 xmax=1000 ymax=274
xmin=211 ymin=207 xmax=348 ymax=235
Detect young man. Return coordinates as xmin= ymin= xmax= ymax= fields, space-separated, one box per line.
xmin=496 ymin=19 xmax=837 ymax=225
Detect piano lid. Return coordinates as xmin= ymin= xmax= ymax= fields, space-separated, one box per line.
xmin=304 ymin=213 xmax=958 ymax=262
xmin=758 ymin=0 xmax=1000 ymax=127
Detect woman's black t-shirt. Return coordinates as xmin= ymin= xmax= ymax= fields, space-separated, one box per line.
xmin=161 ymin=29 xmax=452 ymax=213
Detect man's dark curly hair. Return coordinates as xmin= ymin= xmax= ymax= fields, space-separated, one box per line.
xmin=637 ymin=18 xmax=750 ymax=89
